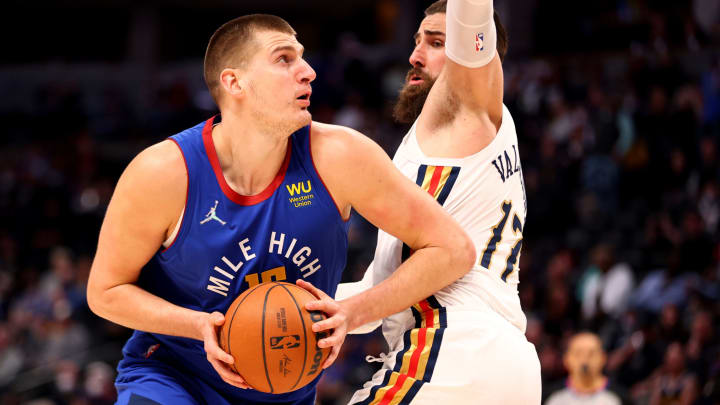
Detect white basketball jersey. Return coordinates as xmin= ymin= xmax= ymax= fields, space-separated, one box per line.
xmin=372 ymin=104 xmax=528 ymax=333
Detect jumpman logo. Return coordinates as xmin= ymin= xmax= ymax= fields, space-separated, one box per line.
xmin=200 ymin=200 xmax=226 ymax=225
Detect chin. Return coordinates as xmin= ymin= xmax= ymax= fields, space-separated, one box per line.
xmin=298 ymin=110 xmax=312 ymax=127
xmin=286 ymin=111 xmax=312 ymax=134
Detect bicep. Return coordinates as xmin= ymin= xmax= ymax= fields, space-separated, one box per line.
xmin=344 ymin=141 xmax=457 ymax=250
xmin=89 ymin=143 xmax=185 ymax=291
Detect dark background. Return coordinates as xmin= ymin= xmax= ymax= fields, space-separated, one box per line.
xmin=1 ymin=0 xmax=720 ymax=404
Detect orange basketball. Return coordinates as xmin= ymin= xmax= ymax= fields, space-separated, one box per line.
xmin=219 ymin=281 xmax=331 ymax=394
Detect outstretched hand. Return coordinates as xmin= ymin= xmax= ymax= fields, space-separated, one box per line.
xmin=198 ymin=311 xmax=250 ymax=389
xmin=296 ymin=279 xmax=351 ymax=369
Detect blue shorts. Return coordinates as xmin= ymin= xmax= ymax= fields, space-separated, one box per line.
xmin=116 ymin=366 xmax=317 ymax=405
xmin=115 ymin=336 xmax=317 ymax=405
xmin=116 ymin=370 xmax=316 ymax=405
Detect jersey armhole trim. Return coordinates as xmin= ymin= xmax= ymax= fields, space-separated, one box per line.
xmin=308 ymin=122 xmax=349 ymax=222
xmin=162 ymin=208 xmax=184 ymax=248
xmin=161 ymin=138 xmax=189 ymax=253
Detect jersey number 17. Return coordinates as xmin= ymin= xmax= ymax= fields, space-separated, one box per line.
xmin=480 ymin=201 xmax=522 ymax=282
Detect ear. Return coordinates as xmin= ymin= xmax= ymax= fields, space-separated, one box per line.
xmin=219 ymin=68 xmax=245 ymax=99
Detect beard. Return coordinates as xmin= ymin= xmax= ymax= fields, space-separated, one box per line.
xmin=392 ymin=67 xmax=435 ymax=124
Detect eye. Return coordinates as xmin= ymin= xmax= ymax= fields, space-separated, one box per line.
xmin=432 ymin=40 xmax=444 ymax=48
xmin=277 ymin=54 xmax=293 ymax=64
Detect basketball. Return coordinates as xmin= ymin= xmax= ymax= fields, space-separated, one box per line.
xmin=219 ymin=281 xmax=331 ymax=394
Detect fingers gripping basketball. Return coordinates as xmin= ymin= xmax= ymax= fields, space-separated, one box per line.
xmin=219 ymin=282 xmax=331 ymax=394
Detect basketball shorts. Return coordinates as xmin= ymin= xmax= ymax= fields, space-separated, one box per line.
xmin=348 ymin=299 xmax=541 ymax=405
xmin=115 ymin=341 xmax=316 ymax=405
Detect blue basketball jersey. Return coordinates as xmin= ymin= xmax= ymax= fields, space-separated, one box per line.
xmin=117 ymin=116 xmax=349 ymax=403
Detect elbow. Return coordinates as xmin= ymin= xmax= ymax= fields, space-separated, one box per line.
xmin=86 ymin=280 xmax=107 ymax=319
xmin=86 ymin=286 xmax=100 ymax=317
xmin=454 ymin=232 xmax=476 ymax=277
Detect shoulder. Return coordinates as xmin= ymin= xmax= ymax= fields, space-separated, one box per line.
xmin=126 ymin=140 xmax=186 ymax=184
xmin=310 ymin=121 xmax=385 ymax=164
xmin=308 ymin=122 xmax=397 ymax=215
xmin=101 ymin=139 xmax=187 ymax=246
xmin=311 ymin=121 xmax=367 ymax=147
xmin=130 ymin=139 xmax=185 ymax=171
xmin=116 ymin=140 xmax=187 ymax=208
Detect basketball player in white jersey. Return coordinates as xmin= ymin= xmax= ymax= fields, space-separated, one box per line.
xmin=320 ymin=0 xmax=542 ymax=403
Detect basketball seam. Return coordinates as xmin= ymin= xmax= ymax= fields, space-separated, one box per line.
xmin=276 ymin=283 xmax=309 ymax=391
xmin=226 ymin=283 xmax=265 ymax=376
xmin=261 ymin=284 xmax=280 ymax=393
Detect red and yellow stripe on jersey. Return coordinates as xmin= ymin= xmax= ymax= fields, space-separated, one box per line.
xmin=416 ymin=164 xmax=461 ymax=205
xmin=401 ymin=164 xmax=461 ymax=261
xmin=357 ymin=296 xmax=448 ymax=405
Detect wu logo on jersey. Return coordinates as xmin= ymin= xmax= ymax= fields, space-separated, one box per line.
xmin=200 ymin=200 xmax=226 ymax=225
xmin=286 ymin=180 xmax=314 ymax=208
xmin=286 ymin=180 xmax=311 ymax=196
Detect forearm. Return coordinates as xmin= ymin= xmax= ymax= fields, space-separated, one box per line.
xmin=88 ymin=282 xmax=206 ymax=341
xmin=341 ymin=244 xmax=472 ymax=330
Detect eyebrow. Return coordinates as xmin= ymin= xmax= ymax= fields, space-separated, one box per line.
xmin=271 ymin=45 xmax=304 ymax=56
xmin=413 ymin=30 xmax=446 ymax=41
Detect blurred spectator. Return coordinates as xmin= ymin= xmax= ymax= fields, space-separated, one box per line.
xmin=633 ymin=342 xmax=699 ymax=405
xmin=545 ymin=332 xmax=630 ymax=405
xmin=685 ymin=311 xmax=715 ymax=384
xmin=579 ymin=243 xmax=635 ymax=322
xmin=0 ymin=323 xmax=23 ymax=388
xmin=631 ymin=250 xmax=696 ymax=313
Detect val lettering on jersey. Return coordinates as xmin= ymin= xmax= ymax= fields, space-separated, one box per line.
xmin=491 ymin=145 xmax=521 ymax=183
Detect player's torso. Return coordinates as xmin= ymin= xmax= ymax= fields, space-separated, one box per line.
xmin=374 ymin=105 xmax=528 ymax=332
xmin=146 ymin=117 xmax=348 ymax=311
xmin=122 ymin=117 xmax=348 ymax=401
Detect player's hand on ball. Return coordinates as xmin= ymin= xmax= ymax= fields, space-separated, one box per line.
xmin=296 ymin=279 xmax=349 ymax=369
xmin=199 ymin=311 xmax=250 ymax=389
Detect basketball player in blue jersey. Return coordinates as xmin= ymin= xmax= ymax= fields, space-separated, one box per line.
xmin=322 ymin=0 xmax=542 ymax=403
xmin=86 ymin=14 xmax=475 ymax=405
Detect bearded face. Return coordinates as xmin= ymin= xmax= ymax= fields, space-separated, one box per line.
xmin=392 ymin=67 xmax=436 ymax=124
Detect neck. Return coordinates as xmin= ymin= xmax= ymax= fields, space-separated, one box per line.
xmin=212 ymin=109 xmax=292 ymax=196
xmin=569 ymin=375 xmax=607 ymax=394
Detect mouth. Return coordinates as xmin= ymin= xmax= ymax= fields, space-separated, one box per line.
xmin=296 ymin=90 xmax=311 ymax=108
xmin=409 ymin=75 xmax=424 ymax=85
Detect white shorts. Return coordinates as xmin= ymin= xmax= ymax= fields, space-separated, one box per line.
xmin=348 ymin=298 xmax=541 ymax=405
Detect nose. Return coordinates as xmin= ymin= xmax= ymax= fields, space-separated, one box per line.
xmin=409 ymin=44 xmax=425 ymax=68
xmin=298 ymin=58 xmax=316 ymax=84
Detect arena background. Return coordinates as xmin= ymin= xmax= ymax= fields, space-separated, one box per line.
xmin=1 ymin=0 xmax=720 ymax=403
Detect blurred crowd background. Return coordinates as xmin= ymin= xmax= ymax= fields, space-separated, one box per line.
xmin=1 ymin=0 xmax=720 ymax=404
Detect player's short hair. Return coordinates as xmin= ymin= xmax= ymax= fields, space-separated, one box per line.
xmin=204 ymin=14 xmax=296 ymax=106
xmin=424 ymin=0 xmax=508 ymax=62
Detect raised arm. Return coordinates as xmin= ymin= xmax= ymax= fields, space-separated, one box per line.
xmin=86 ymin=140 xmax=247 ymax=388
xmin=424 ymin=0 xmax=504 ymax=129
